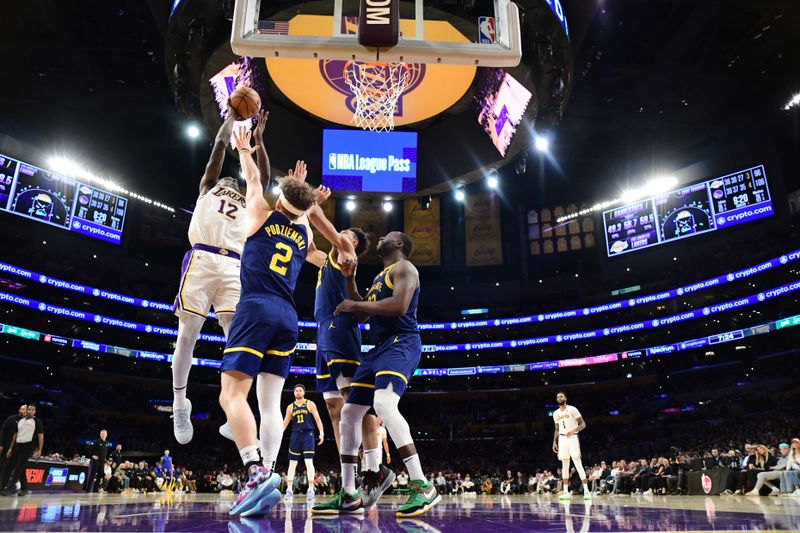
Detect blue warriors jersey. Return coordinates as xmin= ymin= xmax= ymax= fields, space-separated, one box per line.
xmin=290 ymin=400 xmax=315 ymax=432
xmin=240 ymin=210 xmax=309 ymax=304
xmin=314 ymin=252 xmax=361 ymax=354
xmin=365 ymin=261 xmax=420 ymax=344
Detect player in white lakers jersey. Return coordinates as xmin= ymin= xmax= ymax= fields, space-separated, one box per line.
xmin=552 ymin=391 xmax=590 ymax=500
xmin=171 ymin=109 xmax=271 ymax=444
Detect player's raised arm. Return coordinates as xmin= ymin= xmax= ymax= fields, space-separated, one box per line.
xmin=335 ymin=260 xmax=369 ymax=323
xmin=251 ymin=110 xmax=271 ymax=191
xmin=199 ymin=112 xmax=235 ymax=196
xmin=306 ymin=188 xmax=357 ymax=260
xmin=337 ymin=261 xmax=418 ymax=318
xmin=232 ymin=126 xmax=270 ymax=236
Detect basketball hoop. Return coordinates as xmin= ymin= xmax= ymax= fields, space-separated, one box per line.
xmin=344 ymin=61 xmax=411 ymax=132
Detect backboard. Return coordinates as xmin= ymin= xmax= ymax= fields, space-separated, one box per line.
xmin=231 ymin=0 xmax=522 ymax=67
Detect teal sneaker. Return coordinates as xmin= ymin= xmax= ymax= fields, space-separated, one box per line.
xmin=396 ymin=480 xmax=441 ymax=518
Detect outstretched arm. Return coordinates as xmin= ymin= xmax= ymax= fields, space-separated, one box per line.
xmin=232 ymin=126 xmax=271 ymax=236
xmin=338 ymin=261 xmax=369 ymax=323
xmin=336 ymin=261 xmax=418 ymax=318
xmin=306 ymin=188 xmax=356 ymax=260
xmin=199 ymin=113 xmax=235 ymax=196
xmin=251 ymin=110 xmax=271 ymax=191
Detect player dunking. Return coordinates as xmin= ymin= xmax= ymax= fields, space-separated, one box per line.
xmin=304 ymin=201 xmax=392 ymax=507
xmin=312 ymin=232 xmax=439 ymax=518
xmin=282 ymin=384 xmax=324 ymax=501
xmin=171 ymin=108 xmax=270 ymax=444
xmin=218 ymin=125 xmax=317 ymax=517
xmin=552 ymin=391 xmax=591 ymax=500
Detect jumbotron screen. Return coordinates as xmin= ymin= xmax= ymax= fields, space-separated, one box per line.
xmin=322 ymin=129 xmax=418 ymax=193
xmin=0 ymin=153 xmax=128 ymax=244
xmin=603 ymin=164 xmax=773 ymax=256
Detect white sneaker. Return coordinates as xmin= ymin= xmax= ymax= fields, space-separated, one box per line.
xmin=558 ymin=491 xmax=571 ymax=500
xmin=769 ymin=487 xmax=780 ymax=496
xmin=745 ymin=490 xmax=759 ymax=496
xmin=219 ymin=421 xmax=234 ymax=441
xmin=643 ymin=489 xmax=653 ymax=495
xmin=172 ymin=399 xmax=193 ymax=444
xmin=583 ymin=489 xmax=592 ymax=500
xmin=307 ymin=488 xmax=315 ymax=501
xmin=285 ymin=488 xmax=293 ymax=499
xmin=793 ymin=489 xmax=800 ymax=497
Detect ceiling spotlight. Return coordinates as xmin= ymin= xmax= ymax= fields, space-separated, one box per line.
xmin=487 ymin=170 xmax=499 ymax=189
xmin=346 ymin=199 xmax=357 ymax=212
xmin=534 ymin=134 xmax=549 ymax=152
xmin=783 ymin=92 xmax=800 ymax=111
xmin=454 ymin=188 xmax=465 ymax=202
xmin=382 ymin=201 xmax=393 ymax=212
xmin=186 ymin=124 xmax=201 ymax=139
xmin=271 ymin=185 xmax=281 ymax=195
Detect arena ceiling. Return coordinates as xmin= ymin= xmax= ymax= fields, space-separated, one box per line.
xmin=0 ymin=0 xmax=798 ymax=208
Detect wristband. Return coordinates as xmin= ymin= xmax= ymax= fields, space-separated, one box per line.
xmin=238 ymin=147 xmax=253 ymax=156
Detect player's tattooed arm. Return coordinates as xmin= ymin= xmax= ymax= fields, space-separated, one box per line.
xmin=567 ymin=417 xmax=587 ymax=438
xmin=337 ymin=260 xmax=419 ymax=318
xmin=232 ymin=125 xmax=271 ymax=236
xmin=199 ymin=110 xmax=236 ymax=196
xmin=251 ymin=110 xmax=271 ymax=190
xmin=308 ymin=401 xmax=325 ymax=445
xmin=282 ymin=404 xmax=293 ymax=432
xmin=306 ymin=192 xmax=357 ymax=261
xmin=552 ymin=426 xmax=559 ymax=454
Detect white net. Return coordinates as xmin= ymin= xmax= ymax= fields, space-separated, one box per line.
xmin=344 ymin=61 xmax=410 ymax=132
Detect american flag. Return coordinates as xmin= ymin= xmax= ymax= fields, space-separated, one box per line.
xmin=257 ymin=20 xmax=290 ymax=35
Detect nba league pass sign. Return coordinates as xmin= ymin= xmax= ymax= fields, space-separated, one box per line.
xmin=322 ymin=129 xmax=418 ymax=193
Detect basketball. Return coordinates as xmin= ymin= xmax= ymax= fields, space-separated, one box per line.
xmin=228 ymin=86 xmax=261 ymax=120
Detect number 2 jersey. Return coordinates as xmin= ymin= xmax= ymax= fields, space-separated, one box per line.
xmin=240 ymin=209 xmax=309 ymax=304
xmin=188 ymin=183 xmax=247 ymax=255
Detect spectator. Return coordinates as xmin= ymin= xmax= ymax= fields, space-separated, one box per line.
xmin=1 ymin=405 xmax=44 ymax=496
xmin=88 ymin=429 xmax=109 ymax=493
xmin=748 ymin=443 xmax=790 ymax=496
xmin=499 ymin=470 xmax=514 ymax=495
xmin=0 ymin=405 xmax=26 ymax=493
xmin=109 ymin=443 xmax=123 ymax=465
xmin=781 ymin=438 xmax=800 ymax=495
xmin=435 ymin=471 xmax=448 ymax=495
xmin=461 ymin=474 xmax=476 ymax=493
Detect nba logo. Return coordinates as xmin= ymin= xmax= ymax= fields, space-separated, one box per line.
xmin=329 ymin=152 xmax=337 ymax=170
xmin=479 ymin=16 xmax=495 ymax=44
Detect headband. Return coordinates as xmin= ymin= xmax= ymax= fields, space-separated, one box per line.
xmin=278 ymin=192 xmax=305 ymax=216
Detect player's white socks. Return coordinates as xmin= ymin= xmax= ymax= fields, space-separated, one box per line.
xmin=286 ymin=460 xmax=298 ymax=488
xmin=340 ymin=403 xmax=370 ymax=494
xmin=172 ymin=316 xmax=204 ymax=408
xmin=373 ymin=387 xmax=427 ymax=483
xmin=364 ymin=448 xmax=380 ymax=472
xmin=256 ymin=373 xmax=285 ymax=473
xmin=240 ymin=444 xmax=261 ymax=471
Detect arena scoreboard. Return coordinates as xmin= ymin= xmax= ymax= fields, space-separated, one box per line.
xmin=603 ymin=164 xmax=773 ymax=257
xmin=0 ymin=153 xmax=127 ymax=244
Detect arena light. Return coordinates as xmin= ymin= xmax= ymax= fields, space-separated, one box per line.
xmin=345 ymin=199 xmax=357 ymax=212
xmin=48 ymin=156 xmax=176 ymax=212
xmin=382 ymin=200 xmax=393 ymax=213
xmin=487 ymin=170 xmax=499 ymax=189
xmin=534 ymin=134 xmax=550 ymax=153
xmin=783 ymin=92 xmax=800 ymax=111
xmin=186 ymin=124 xmax=201 ymax=139
xmin=271 ymin=184 xmax=281 ymax=195
xmin=454 ymin=186 xmax=466 ymax=202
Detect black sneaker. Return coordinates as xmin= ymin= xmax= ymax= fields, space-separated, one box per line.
xmin=17 ymin=490 xmax=29 ymax=497
xmin=361 ymin=465 xmax=396 ymax=508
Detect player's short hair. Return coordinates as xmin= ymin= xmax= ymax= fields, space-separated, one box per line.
xmin=556 ymin=391 xmax=567 ymax=398
xmin=348 ymin=227 xmax=369 ymax=257
xmin=398 ymin=232 xmax=412 ymax=257
xmin=294 ymin=384 xmax=305 ymax=392
xmin=279 ymin=179 xmax=316 ymax=221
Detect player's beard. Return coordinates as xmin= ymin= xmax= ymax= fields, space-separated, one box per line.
xmin=557 ymin=399 xmax=566 ymax=405
xmin=376 ymin=239 xmax=391 ymax=258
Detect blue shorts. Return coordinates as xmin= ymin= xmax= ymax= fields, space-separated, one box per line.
xmin=288 ymin=430 xmax=315 ymax=460
xmin=220 ymin=296 xmax=298 ymax=378
xmin=315 ymin=350 xmax=361 ymax=393
xmin=348 ymin=333 xmax=421 ymax=406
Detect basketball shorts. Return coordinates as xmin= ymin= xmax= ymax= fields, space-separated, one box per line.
xmin=173 ymin=248 xmax=240 ymax=319
xmin=348 ymin=333 xmax=422 ymax=406
xmin=315 ymin=349 xmax=360 ymax=394
xmin=558 ymin=434 xmax=582 ymax=461
xmin=220 ymin=295 xmax=298 ymax=378
xmin=288 ymin=430 xmax=316 ymax=460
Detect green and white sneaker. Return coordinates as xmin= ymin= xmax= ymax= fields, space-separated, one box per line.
xmin=310 ymin=489 xmax=365 ymax=515
xmin=396 ymin=480 xmax=441 ymax=518
xmin=583 ymin=488 xmax=592 ymax=500
xmin=558 ymin=490 xmax=571 ymax=500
